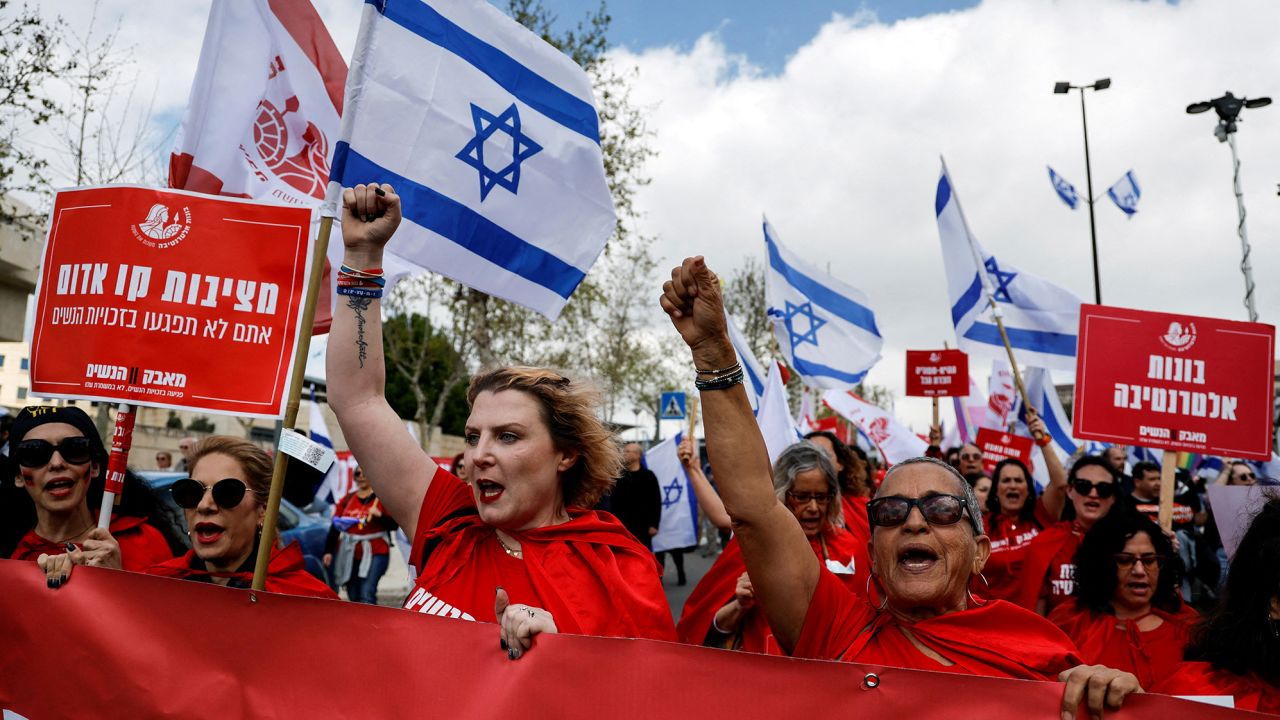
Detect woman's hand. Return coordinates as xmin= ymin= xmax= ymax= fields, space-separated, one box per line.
xmin=340 ymin=184 xmax=402 ymax=256
xmin=660 ymin=257 xmax=733 ymax=367
xmin=323 ymin=553 xmax=333 ymax=568
xmin=733 ymin=572 xmax=756 ymax=611
xmin=1058 ymin=664 xmax=1143 ymax=720
xmin=494 ymin=587 xmax=558 ymax=660
xmin=35 ymin=529 xmax=121 ymax=589
xmin=677 ymin=438 xmax=696 ymax=466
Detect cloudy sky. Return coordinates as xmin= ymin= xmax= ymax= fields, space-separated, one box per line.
xmin=20 ymin=0 xmax=1280 ymax=432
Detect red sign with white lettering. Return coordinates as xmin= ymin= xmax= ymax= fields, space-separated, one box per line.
xmin=974 ymin=427 xmax=1034 ymax=474
xmin=905 ymin=349 xmax=969 ymax=397
xmin=1072 ymin=304 xmax=1275 ymax=460
xmin=28 ymin=185 xmax=313 ymax=418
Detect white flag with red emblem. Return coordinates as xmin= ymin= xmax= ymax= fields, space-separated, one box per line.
xmin=822 ymin=390 xmax=927 ymax=465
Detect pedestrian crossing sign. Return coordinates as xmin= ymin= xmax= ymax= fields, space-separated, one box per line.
xmin=659 ymin=391 xmax=687 ymax=420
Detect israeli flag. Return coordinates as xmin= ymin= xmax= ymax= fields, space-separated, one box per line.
xmin=1106 ymin=170 xmax=1141 ymax=217
xmin=647 ymin=433 xmax=698 ymax=554
xmin=1047 ymin=167 xmax=1079 ymax=210
xmin=324 ymin=0 xmax=616 ymax=319
xmin=726 ymin=308 xmax=768 ymax=411
xmin=936 ymin=160 xmax=1083 ymax=371
xmin=308 ymin=390 xmax=341 ymax=504
xmin=764 ymin=218 xmax=882 ymax=389
xmin=758 ymin=360 xmax=804 ymax=466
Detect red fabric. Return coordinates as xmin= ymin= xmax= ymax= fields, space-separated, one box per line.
xmin=677 ymin=528 xmax=869 ymax=653
xmin=1008 ymin=521 xmax=1082 ymax=611
xmin=405 ymin=466 xmax=676 ymax=641
xmin=148 ymin=542 xmax=337 ymax=599
xmin=2 ymin=560 xmax=1240 ymax=719
xmin=333 ymin=491 xmax=394 ymax=557
xmin=1154 ymin=662 xmax=1280 ymax=714
xmin=9 ymin=515 xmax=174 ymax=572
xmin=1049 ymin=603 xmax=1199 ymax=688
xmin=793 ymin=569 xmax=1082 ymax=680
xmin=981 ymin=511 xmax=1046 ymax=601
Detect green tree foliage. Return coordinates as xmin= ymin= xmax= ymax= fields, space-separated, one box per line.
xmin=186 ymin=416 xmax=215 ymax=433
xmin=382 ymin=306 xmax=469 ymax=439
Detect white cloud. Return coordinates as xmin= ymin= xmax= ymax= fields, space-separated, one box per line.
xmin=611 ymin=0 xmax=1280 ymax=431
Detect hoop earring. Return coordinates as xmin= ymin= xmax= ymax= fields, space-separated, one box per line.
xmin=866 ymin=574 xmax=889 ymax=611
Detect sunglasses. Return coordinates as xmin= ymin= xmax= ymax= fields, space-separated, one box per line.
xmin=14 ymin=437 xmax=94 ymax=468
xmin=867 ymin=494 xmax=969 ymax=528
xmin=786 ymin=491 xmax=834 ymax=506
xmin=1070 ymin=478 xmax=1117 ymax=499
xmin=1113 ymin=553 xmax=1165 ymax=570
xmin=959 ymin=453 xmax=983 ymax=462
xmin=171 ymin=477 xmax=249 ymax=510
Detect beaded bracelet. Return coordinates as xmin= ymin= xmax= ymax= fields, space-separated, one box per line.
xmin=694 ymin=368 xmax=744 ymax=392
xmin=696 ymin=362 xmax=741 ymax=376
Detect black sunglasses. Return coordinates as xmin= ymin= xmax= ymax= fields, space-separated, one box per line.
xmin=1070 ymin=478 xmax=1116 ymax=499
xmin=171 ymin=477 xmax=249 ymax=510
xmin=14 ymin=437 xmax=94 ymax=468
xmin=868 ymin=494 xmax=970 ymax=529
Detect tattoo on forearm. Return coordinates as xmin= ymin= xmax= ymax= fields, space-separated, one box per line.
xmin=347 ymin=296 xmax=372 ymax=368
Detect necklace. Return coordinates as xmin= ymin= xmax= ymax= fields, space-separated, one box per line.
xmin=40 ymin=521 xmax=95 ymax=545
xmin=495 ymin=533 xmax=523 ymax=560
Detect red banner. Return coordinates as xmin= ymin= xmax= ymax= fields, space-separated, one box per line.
xmin=975 ymin=427 xmax=1034 ymax=474
xmin=29 ymin=186 xmax=313 ymax=418
xmin=1073 ymin=304 xmax=1276 ymax=460
xmin=905 ymin=349 xmax=969 ymax=397
xmin=0 ymin=560 xmax=1244 ymax=718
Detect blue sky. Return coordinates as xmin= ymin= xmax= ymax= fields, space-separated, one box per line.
xmin=543 ymin=1 xmax=978 ymax=73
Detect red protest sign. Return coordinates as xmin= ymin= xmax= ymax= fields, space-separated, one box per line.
xmin=905 ymin=349 xmax=969 ymax=397
xmin=29 ymin=186 xmax=313 ymax=418
xmin=974 ymin=427 xmax=1034 ymax=474
xmin=1073 ymin=304 xmax=1276 ymax=460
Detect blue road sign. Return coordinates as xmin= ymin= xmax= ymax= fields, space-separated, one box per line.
xmin=659 ymin=391 xmax=687 ymax=420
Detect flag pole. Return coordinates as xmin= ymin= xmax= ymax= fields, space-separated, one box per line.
xmin=252 ymin=215 xmax=332 ymax=591
xmin=98 ymin=403 xmax=137 ymax=529
xmin=941 ymin=158 xmax=1043 ymax=436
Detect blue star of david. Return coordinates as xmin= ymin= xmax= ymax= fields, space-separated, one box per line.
xmin=783 ymin=301 xmax=826 ymax=349
xmin=984 ymin=257 xmax=1018 ymax=303
xmin=662 ymin=478 xmax=683 ymax=508
xmin=455 ymin=102 xmax=542 ymax=201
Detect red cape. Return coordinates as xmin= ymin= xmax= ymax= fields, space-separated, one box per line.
xmin=1154 ymin=662 xmax=1280 ymax=715
xmin=1050 ymin=603 xmax=1199 ymax=688
xmin=149 ymin=542 xmax=337 ymax=599
xmin=10 ymin=515 xmax=175 ymax=572
xmin=677 ymin=527 xmax=868 ymax=653
xmin=417 ymin=508 xmax=675 ymax=641
xmin=1008 ymin=521 xmax=1078 ymax=611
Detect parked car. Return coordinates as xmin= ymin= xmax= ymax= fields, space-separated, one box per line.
xmin=136 ymin=471 xmax=330 ymax=584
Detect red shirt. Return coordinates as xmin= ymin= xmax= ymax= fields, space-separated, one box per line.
xmin=10 ymin=515 xmax=174 ymax=572
xmin=677 ymin=526 xmax=868 ymax=654
xmin=1154 ymin=662 xmax=1280 ymax=715
xmin=1050 ymin=603 xmax=1199 ymax=688
xmin=982 ymin=501 xmax=1054 ymax=602
xmin=792 ymin=569 xmax=1081 ymax=679
xmin=333 ymin=491 xmax=395 ymax=557
xmin=404 ymin=466 xmax=676 ymax=640
xmin=1009 ymin=521 xmax=1083 ymax=612
xmin=149 ymin=542 xmax=337 ymax=599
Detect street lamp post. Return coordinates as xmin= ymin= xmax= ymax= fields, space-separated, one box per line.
xmin=1055 ymin=78 xmax=1111 ymax=305
xmin=1187 ymin=92 xmax=1272 ymax=323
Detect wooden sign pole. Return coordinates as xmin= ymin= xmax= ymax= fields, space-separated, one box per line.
xmin=1158 ymin=451 xmax=1177 ymax=533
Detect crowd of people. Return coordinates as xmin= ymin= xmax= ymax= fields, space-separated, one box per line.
xmin=3 ymin=183 xmax=1277 ymax=715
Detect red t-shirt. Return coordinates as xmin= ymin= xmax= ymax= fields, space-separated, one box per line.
xmin=1050 ymin=603 xmax=1199 ymax=688
xmin=982 ymin=503 xmax=1054 ymax=602
xmin=1154 ymin=662 xmax=1280 ymax=715
xmin=792 ymin=569 xmax=1081 ymax=679
xmin=333 ymin=491 xmax=395 ymax=557
xmin=148 ymin=542 xmax=337 ymax=599
xmin=404 ymin=466 xmax=676 ymax=640
xmin=1043 ymin=528 xmax=1082 ymax=612
xmin=10 ymin=515 xmax=174 ymax=572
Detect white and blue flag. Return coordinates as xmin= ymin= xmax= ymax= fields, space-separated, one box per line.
xmin=325 ymin=0 xmax=616 ymax=319
xmin=1011 ymin=367 xmax=1078 ymax=489
xmin=726 ymin=308 xmax=768 ymax=411
xmin=936 ymin=161 xmax=1083 ymax=371
xmin=1106 ymin=170 xmax=1141 ymax=216
xmin=647 ymin=433 xmax=699 ymax=554
xmin=764 ymin=218 xmax=882 ymax=389
xmin=758 ymin=360 xmax=804 ymax=466
xmin=1047 ymin=166 xmax=1079 ymax=209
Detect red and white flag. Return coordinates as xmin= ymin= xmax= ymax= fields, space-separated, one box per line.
xmin=822 ymin=390 xmax=927 ymax=465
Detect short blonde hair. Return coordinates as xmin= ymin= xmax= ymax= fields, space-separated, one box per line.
xmin=468 ymin=367 xmax=621 ymax=509
xmin=188 ymin=436 xmax=272 ymax=506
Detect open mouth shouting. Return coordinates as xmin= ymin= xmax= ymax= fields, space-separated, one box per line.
xmin=193 ymin=521 xmax=225 ymax=545
xmin=897 ymin=543 xmax=940 ymax=574
xmin=44 ymin=478 xmax=78 ymax=500
xmin=476 ymin=480 xmax=506 ymax=504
